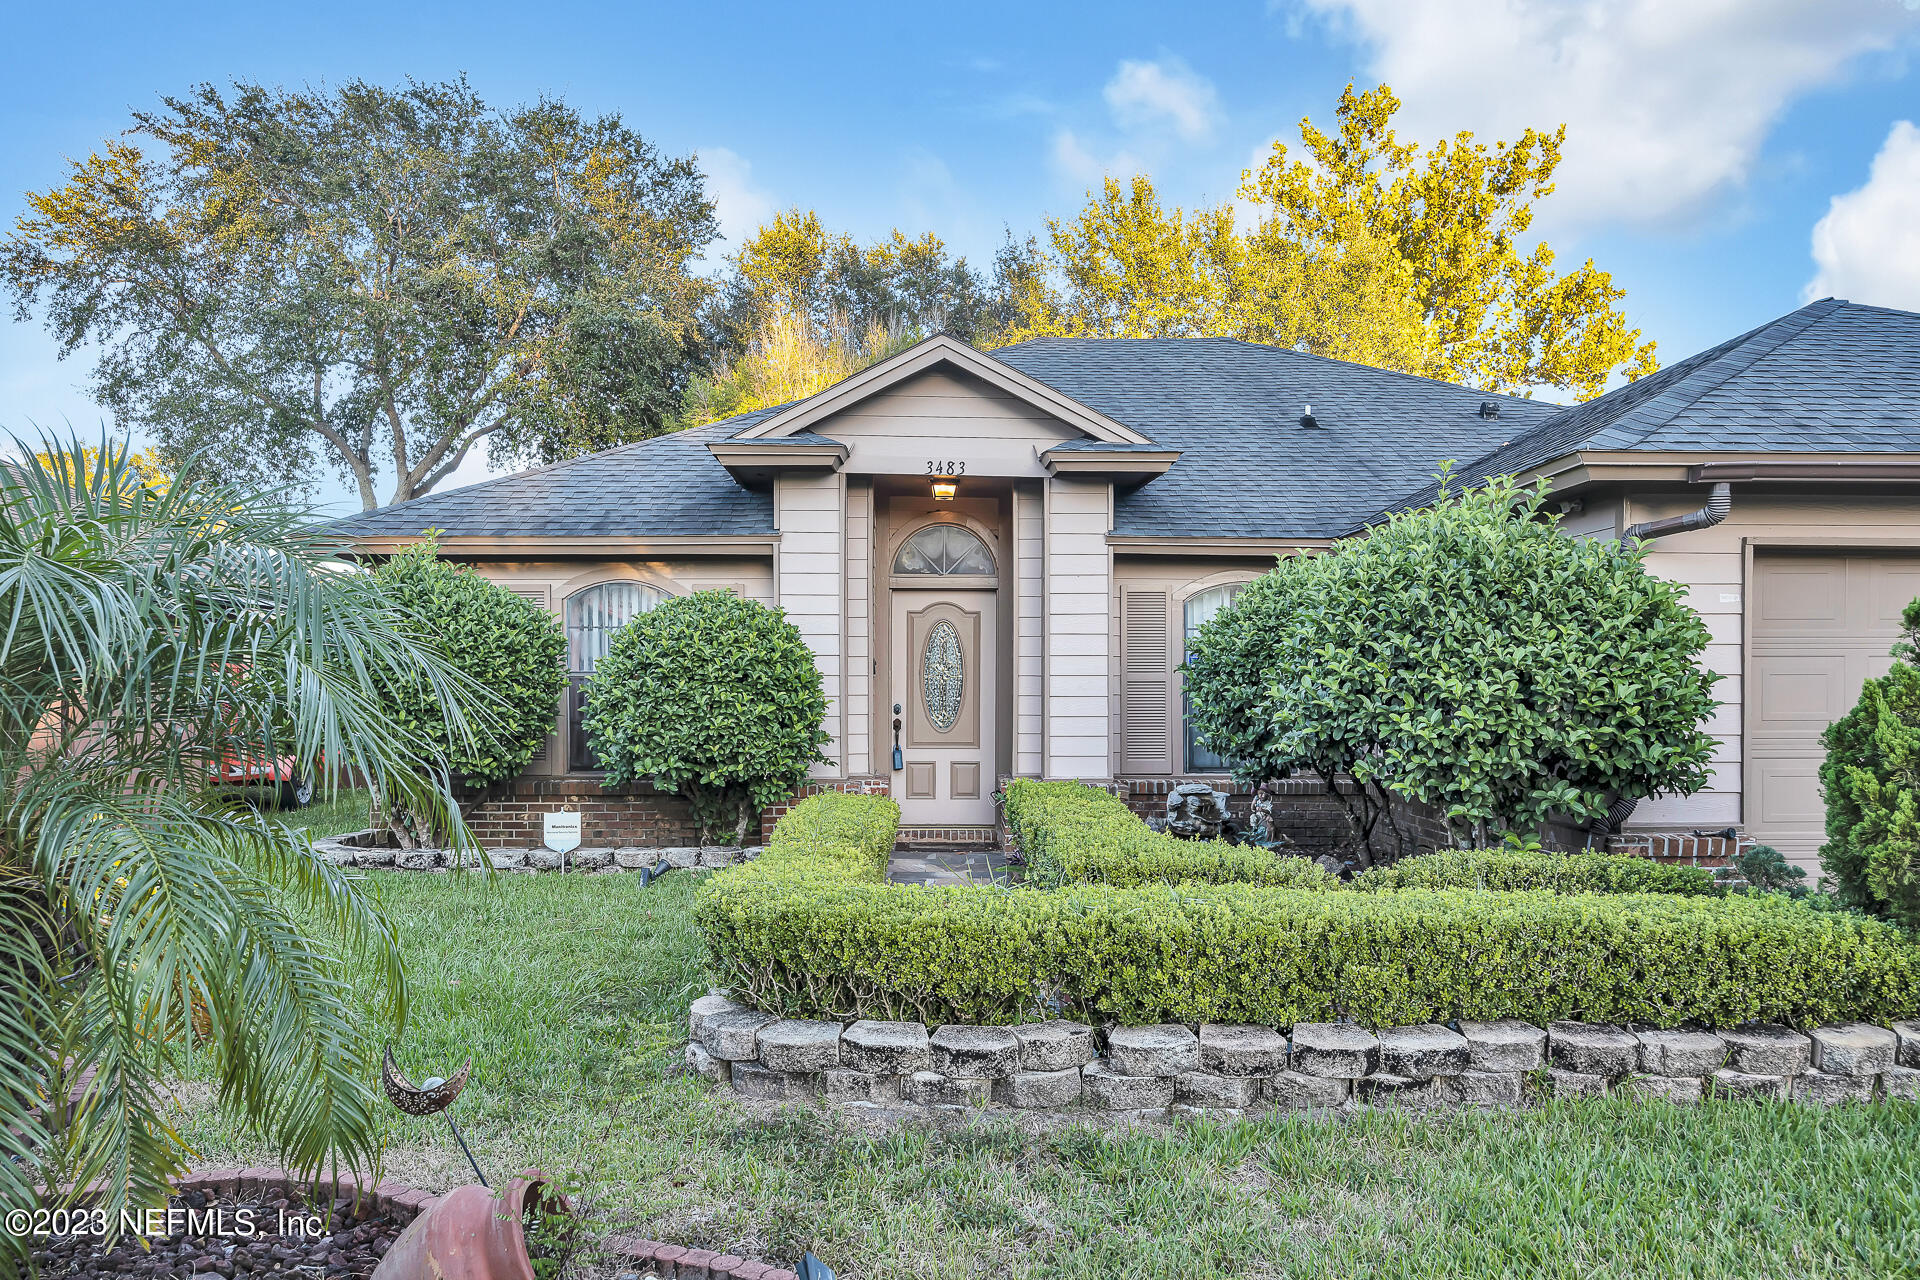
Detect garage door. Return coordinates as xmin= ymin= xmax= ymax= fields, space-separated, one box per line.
xmin=1748 ymin=552 xmax=1920 ymax=869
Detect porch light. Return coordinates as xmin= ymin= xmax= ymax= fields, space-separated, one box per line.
xmin=931 ymin=477 xmax=958 ymax=501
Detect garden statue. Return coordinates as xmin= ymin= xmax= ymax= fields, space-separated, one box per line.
xmin=1162 ymin=782 xmax=1237 ymax=841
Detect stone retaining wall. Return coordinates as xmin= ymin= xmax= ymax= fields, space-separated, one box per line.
xmin=311 ymin=833 xmax=765 ymax=873
xmin=685 ymin=996 xmax=1920 ymax=1115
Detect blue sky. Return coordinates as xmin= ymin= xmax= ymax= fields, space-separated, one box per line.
xmin=5 ymin=0 xmax=1919 ymax=512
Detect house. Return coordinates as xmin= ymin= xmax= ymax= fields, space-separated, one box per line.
xmin=333 ymin=298 xmax=1920 ymax=868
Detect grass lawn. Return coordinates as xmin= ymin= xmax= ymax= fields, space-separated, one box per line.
xmin=169 ymin=871 xmax=1920 ymax=1279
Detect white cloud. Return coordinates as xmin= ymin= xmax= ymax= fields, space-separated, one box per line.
xmin=696 ymin=145 xmax=775 ymax=254
xmin=1103 ymin=57 xmax=1222 ymax=143
xmin=1806 ymin=120 xmax=1920 ymax=309
xmin=1294 ymin=0 xmax=1920 ymax=227
xmin=1050 ymin=128 xmax=1143 ymax=189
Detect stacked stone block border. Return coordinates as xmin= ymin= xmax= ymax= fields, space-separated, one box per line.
xmin=686 ymin=996 xmax=1920 ymax=1116
xmin=55 ymin=1168 xmax=804 ymax=1280
xmin=311 ymin=831 xmax=767 ymax=874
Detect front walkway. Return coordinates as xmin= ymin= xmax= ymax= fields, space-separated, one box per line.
xmin=887 ymin=846 xmax=1017 ymax=886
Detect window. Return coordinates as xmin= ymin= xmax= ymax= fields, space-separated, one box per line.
xmin=893 ymin=523 xmax=995 ymax=576
xmin=566 ymin=582 xmax=663 ymax=769
xmin=1183 ymin=583 xmax=1245 ymax=771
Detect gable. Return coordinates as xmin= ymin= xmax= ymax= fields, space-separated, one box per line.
xmin=814 ymin=368 xmax=1083 ymax=478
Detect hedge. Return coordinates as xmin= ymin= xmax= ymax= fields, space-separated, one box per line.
xmin=695 ymin=791 xmax=1920 ymax=1029
xmin=1352 ymin=849 xmax=1723 ymax=897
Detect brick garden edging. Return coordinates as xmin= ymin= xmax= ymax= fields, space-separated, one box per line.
xmin=685 ymin=996 xmax=1920 ymax=1114
xmin=52 ymin=1168 xmax=804 ymax=1280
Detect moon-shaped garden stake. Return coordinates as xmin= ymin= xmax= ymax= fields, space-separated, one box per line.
xmin=383 ymin=1045 xmax=486 ymax=1186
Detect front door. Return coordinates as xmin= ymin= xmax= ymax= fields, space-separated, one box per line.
xmin=890 ymin=590 xmax=997 ymax=825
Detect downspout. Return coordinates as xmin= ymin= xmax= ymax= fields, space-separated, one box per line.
xmin=1621 ymin=482 xmax=1732 ymax=543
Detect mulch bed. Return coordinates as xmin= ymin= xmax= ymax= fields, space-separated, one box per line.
xmin=29 ymin=1188 xmax=408 ymax=1278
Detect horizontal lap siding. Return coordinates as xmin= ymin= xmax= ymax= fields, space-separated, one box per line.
xmin=845 ymin=479 xmax=872 ymax=777
xmin=828 ymin=370 xmax=1079 ymax=478
xmin=778 ymin=473 xmax=845 ymax=779
xmin=1046 ymin=478 xmax=1112 ymax=778
xmin=1016 ymin=483 xmax=1045 ymax=775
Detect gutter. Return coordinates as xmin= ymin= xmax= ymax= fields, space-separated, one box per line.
xmin=1622 ymin=482 xmax=1732 ymax=543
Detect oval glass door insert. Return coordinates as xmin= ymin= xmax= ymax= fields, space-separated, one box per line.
xmin=922 ymin=619 xmax=964 ymax=731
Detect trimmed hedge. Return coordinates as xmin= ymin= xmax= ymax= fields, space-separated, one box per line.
xmin=695 ymin=790 xmax=1920 ymax=1028
xmin=1001 ymin=779 xmax=1336 ymax=890
xmin=1352 ymin=849 xmax=1723 ymax=897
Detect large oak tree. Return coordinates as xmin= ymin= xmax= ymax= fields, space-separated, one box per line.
xmin=3 ymin=78 xmax=719 ymax=508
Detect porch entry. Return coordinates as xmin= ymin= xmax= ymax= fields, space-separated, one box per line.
xmin=889 ymin=590 xmax=998 ymax=824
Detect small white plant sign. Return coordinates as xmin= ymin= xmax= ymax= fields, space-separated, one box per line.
xmin=543 ymin=809 xmax=582 ymax=854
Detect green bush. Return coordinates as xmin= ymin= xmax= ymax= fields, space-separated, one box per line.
xmin=1184 ymin=473 xmax=1720 ymax=864
xmin=1821 ymin=601 xmax=1920 ymax=926
xmin=696 ymin=789 xmax=1920 ymax=1028
xmin=374 ymin=541 xmax=567 ymax=787
xmin=1352 ymin=848 xmax=1723 ymax=896
xmin=1001 ymin=779 xmax=1336 ymax=890
xmin=583 ymin=590 xmax=828 ymax=843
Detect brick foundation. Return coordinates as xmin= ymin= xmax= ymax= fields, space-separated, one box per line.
xmin=458 ymin=775 xmax=891 ymax=849
xmin=1605 ymin=831 xmax=1751 ymax=870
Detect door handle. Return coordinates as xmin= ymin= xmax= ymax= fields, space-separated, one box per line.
xmin=892 ymin=703 xmax=903 ymax=771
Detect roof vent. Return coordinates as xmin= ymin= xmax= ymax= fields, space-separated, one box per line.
xmin=1478 ymin=400 xmax=1500 ymax=419
xmin=1300 ymin=403 xmax=1318 ymax=429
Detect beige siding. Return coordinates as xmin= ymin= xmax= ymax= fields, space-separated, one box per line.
xmin=824 ymin=369 xmax=1079 ymax=478
xmin=1044 ymin=478 xmax=1113 ymax=778
xmin=844 ymin=479 xmax=873 ymax=776
xmin=777 ymin=473 xmax=846 ymax=778
xmin=1014 ymin=481 xmax=1046 ymax=775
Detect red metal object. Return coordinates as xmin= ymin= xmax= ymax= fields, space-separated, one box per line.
xmin=370 ymin=1171 xmax=569 ymax=1280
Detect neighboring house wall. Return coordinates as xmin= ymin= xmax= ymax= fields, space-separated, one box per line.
xmin=1044 ymin=477 xmax=1113 ymax=778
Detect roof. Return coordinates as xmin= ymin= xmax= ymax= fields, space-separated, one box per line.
xmin=992 ymin=336 xmax=1555 ymax=538
xmin=328 ymin=407 xmax=787 ymax=540
xmin=1393 ymin=299 xmax=1920 ymax=522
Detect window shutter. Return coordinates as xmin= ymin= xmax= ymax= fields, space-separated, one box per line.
xmin=1120 ymin=589 xmax=1172 ymax=774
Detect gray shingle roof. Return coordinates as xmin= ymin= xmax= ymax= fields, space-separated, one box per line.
xmin=1390 ymin=299 xmax=1920 ymax=525
xmin=328 ymin=407 xmax=786 ymax=539
xmin=992 ymin=337 xmax=1555 ymax=538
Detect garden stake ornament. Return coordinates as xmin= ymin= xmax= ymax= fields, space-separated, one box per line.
xmin=383 ymin=1045 xmax=487 ymax=1186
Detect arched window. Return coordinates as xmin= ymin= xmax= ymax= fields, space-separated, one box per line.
xmin=566 ymin=581 xmax=663 ymax=768
xmin=893 ymin=523 xmax=995 ymax=576
xmin=1184 ymin=583 xmax=1246 ymax=771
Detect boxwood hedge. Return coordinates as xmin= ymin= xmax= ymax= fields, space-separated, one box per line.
xmin=695 ymin=788 xmax=1920 ymax=1028
xmin=1352 ymin=848 xmax=1723 ymax=896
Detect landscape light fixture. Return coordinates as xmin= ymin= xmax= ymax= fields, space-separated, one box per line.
xmin=931 ymin=476 xmax=957 ymax=501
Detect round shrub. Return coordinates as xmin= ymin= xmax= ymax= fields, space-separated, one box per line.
xmin=374 ymin=542 xmax=567 ymax=787
xmin=1185 ymin=473 xmax=1719 ymax=863
xmin=582 ymin=590 xmax=828 ymax=843
xmin=1821 ymin=599 xmax=1920 ymax=926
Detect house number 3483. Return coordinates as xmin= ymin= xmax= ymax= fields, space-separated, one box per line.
xmin=927 ymin=461 xmax=966 ymax=476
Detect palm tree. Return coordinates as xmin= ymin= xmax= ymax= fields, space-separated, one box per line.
xmin=0 ymin=439 xmax=484 ymax=1248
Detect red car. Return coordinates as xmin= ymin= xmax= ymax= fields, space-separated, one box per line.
xmin=212 ymin=753 xmax=314 ymax=809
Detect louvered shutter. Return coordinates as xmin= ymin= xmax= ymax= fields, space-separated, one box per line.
xmin=1120 ymin=589 xmax=1173 ymax=773
xmin=503 ymin=585 xmax=555 ymax=764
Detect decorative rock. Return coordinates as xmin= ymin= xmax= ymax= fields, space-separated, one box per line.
xmin=1547 ymin=1068 xmax=1607 ymax=1097
xmin=1013 ymin=1020 xmax=1097 ymax=1072
xmin=1878 ymin=1065 xmax=1920 ymax=1101
xmin=527 ymin=848 xmax=563 ymax=870
xmin=842 ymin=1020 xmax=933 ymax=1074
xmin=698 ymin=846 xmax=737 ymax=869
xmin=571 ymin=846 xmax=613 ymax=869
xmin=1264 ymin=1071 xmax=1350 ymax=1110
xmin=930 ymin=1025 xmax=1021 ymax=1078
xmin=906 ymin=1071 xmax=990 ymax=1108
xmin=1106 ymin=1024 xmax=1200 ymax=1077
xmin=1635 ymin=1029 xmax=1726 ymax=1076
xmin=822 ymin=1069 xmax=900 ymax=1104
xmin=1176 ymin=1071 xmax=1261 ymax=1108
xmin=1893 ymin=1020 xmax=1920 ymax=1068
xmin=1808 ymin=1023 xmax=1898 ymax=1077
xmin=1358 ymin=1073 xmax=1437 ymax=1104
xmin=684 ymin=1042 xmax=727 ymax=1084
xmin=1621 ymin=1075 xmax=1704 ymax=1104
xmin=687 ymin=993 xmax=741 ymax=1039
xmin=1793 ymin=1069 xmax=1875 ymax=1106
xmin=1082 ymin=1061 xmax=1174 ymax=1111
xmin=998 ymin=1068 xmax=1084 ymax=1109
xmin=395 ymin=848 xmax=443 ymax=871
xmin=700 ymin=1009 xmax=779 ymax=1061
xmin=354 ymin=846 xmax=396 ymax=868
xmin=1290 ymin=1023 xmax=1379 ymax=1078
xmin=731 ymin=1061 xmax=816 ymax=1101
xmin=1447 ymin=1071 xmax=1522 ymax=1106
xmin=1709 ymin=1068 xmax=1789 ymax=1101
xmin=1198 ymin=1024 xmax=1289 ymax=1077
xmin=1547 ymin=1022 xmax=1638 ymax=1077
xmin=757 ymin=1019 xmax=843 ymax=1072
xmin=1719 ymin=1025 xmax=1812 ymax=1075
xmin=663 ymin=847 xmax=702 ymax=869
xmin=487 ymin=847 xmax=529 ymax=869
xmin=614 ymin=847 xmax=652 ymax=869
xmin=1459 ymin=1019 xmax=1547 ymax=1072
xmin=1378 ymin=1024 xmax=1469 ymax=1080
